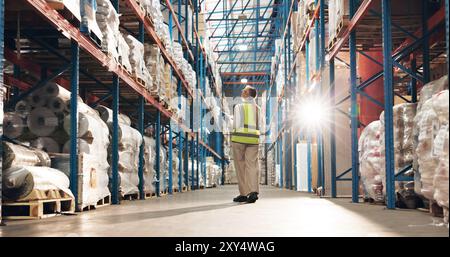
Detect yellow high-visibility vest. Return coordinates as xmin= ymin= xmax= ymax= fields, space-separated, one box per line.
xmin=231 ymin=103 xmax=260 ymax=145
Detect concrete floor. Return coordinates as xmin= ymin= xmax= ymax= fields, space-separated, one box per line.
xmin=0 ymin=185 xmax=448 ymax=237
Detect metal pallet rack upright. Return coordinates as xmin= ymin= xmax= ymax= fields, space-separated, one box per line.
xmin=267 ymin=0 xmax=449 ymax=210
xmin=0 ymin=0 xmax=225 ymax=220
xmin=327 ymin=0 xmax=448 ymax=208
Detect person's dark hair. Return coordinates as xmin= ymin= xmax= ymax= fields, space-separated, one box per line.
xmin=246 ymin=86 xmax=257 ymax=98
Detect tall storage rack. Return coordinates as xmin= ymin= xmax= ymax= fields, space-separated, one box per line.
xmin=0 ymin=0 xmax=226 ymax=222
xmin=266 ymin=0 xmax=449 ymax=209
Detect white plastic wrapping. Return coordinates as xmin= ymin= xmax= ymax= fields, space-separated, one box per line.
xmin=3 ymin=142 xmax=51 ymax=169
xmin=31 ymin=137 xmax=60 ymax=153
xmin=125 ymin=35 xmax=146 ymax=80
xmin=3 ymin=112 xmax=26 ymax=139
xmin=75 ymin=103 xmax=111 ymax=208
xmin=431 ymin=90 xmax=449 ymax=223
xmin=416 ymin=99 xmax=439 ymax=200
xmin=2 ymin=166 xmax=74 ymax=201
xmin=358 ymin=120 xmax=385 ymax=202
xmin=118 ymin=33 xmax=133 ymax=73
xmin=96 ymin=0 xmax=120 ymax=61
xmin=143 ymin=137 xmax=156 ymax=193
xmin=145 ymin=43 xmax=163 ymax=94
xmin=98 ymin=104 xmax=143 ymax=197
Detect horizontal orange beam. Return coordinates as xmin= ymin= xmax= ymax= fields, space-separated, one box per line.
xmin=221 ymin=72 xmax=270 ymax=77
xmin=223 ymin=81 xmax=266 ymax=85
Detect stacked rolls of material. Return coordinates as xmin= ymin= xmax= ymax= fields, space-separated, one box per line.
xmin=97 ymin=105 xmax=143 ymax=197
xmin=2 ymin=141 xmax=73 ymax=202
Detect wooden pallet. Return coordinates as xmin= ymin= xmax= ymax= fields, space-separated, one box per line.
xmin=122 ymin=192 xmax=140 ymax=201
xmin=430 ymin=202 xmax=444 ymax=218
xmin=118 ymin=60 xmax=132 ymax=76
xmin=335 ymin=17 xmax=350 ymax=39
xmin=82 ymin=29 xmax=102 ymax=49
xmin=81 ymin=195 xmax=111 ymax=212
xmin=133 ymin=73 xmax=147 ymax=88
xmin=46 ymin=1 xmax=65 ymax=10
xmin=328 ymin=36 xmax=338 ymax=50
xmin=144 ymin=192 xmax=157 ymax=199
xmin=145 ymin=15 xmax=155 ymax=29
xmin=160 ymin=188 xmax=169 ymax=196
xmin=2 ymin=197 xmax=75 ymax=220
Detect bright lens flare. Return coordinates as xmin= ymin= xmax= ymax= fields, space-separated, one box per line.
xmin=296 ymin=99 xmax=329 ymax=131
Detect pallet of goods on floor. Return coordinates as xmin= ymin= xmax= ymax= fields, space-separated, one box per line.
xmin=1 ymin=0 xmax=226 ymax=221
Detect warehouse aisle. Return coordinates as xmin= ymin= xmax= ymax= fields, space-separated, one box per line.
xmin=0 ymin=186 xmax=448 ymax=237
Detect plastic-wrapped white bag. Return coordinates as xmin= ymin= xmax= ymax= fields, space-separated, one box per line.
xmin=359 ymin=121 xmax=385 ymax=201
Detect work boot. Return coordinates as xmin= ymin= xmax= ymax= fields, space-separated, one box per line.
xmin=246 ymin=192 xmax=259 ymax=203
xmin=233 ymin=195 xmax=248 ymax=202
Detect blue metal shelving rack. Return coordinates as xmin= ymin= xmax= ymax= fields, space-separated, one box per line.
xmin=265 ymin=0 xmax=448 ymax=210
xmin=0 ymin=0 xmax=226 ymax=216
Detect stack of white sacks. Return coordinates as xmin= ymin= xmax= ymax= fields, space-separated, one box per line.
xmin=328 ymin=0 xmax=349 ymax=43
xmin=125 ymin=35 xmax=153 ymax=88
xmin=95 ymin=0 xmax=120 ymax=62
xmin=414 ymin=75 xmax=449 ymax=223
xmin=144 ymin=44 xmax=164 ymax=95
xmin=172 ymin=42 xmax=197 ymax=90
xmin=143 ymin=137 xmax=157 ymax=194
xmin=141 ymin=0 xmax=172 ymax=53
xmin=205 ymin=157 xmax=221 ymax=187
xmin=118 ymin=33 xmax=133 ymax=73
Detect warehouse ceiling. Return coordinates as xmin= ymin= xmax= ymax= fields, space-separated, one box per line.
xmin=203 ymin=0 xmax=280 ymax=97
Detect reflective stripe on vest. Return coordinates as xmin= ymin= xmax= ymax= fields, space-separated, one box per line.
xmin=231 ymin=103 xmax=260 ymax=145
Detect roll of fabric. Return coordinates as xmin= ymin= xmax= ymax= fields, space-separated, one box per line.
xmin=2 ymin=142 xmax=51 ymax=169
xmin=48 ymin=97 xmax=68 ymax=114
xmin=27 ymin=107 xmax=58 ymax=137
xmin=42 ymin=82 xmax=71 ymax=99
xmin=31 ymin=137 xmax=60 ymax=153
xmin=15 ymin=100 xmax=32 ymax=115
xmin=28 ymin=88 xmax=48 ymax=108
xmin=62 ymin=138 xmax=91 ymax=154
xmin=50 ymin=153 xmax=70 ymax=178
xmin=63 ymin=112 xmax=90 ymax=138
xmin=3 ymin=112 xmax=26 ymax=139
xmin=2 ymin=166 xmax=73 ymax=201
xmin=96 ymin=105 xmax=132 ymax=125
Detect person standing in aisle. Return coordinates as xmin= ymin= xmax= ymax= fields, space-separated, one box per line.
xmin=231 ymin=85 xmax=261 ymax=203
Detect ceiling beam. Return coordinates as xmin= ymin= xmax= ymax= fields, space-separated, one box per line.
xmin=221 ymin=72 xmax=270 ymax=76
xmin=223 ymin=81 xmax=266 ymax=85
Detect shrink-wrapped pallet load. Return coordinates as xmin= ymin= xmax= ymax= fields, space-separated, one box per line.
xmin=2 ymin=82 xmax=111 ymax=210
xmin=358 ymin=121 xmax=385 ymax=202
xmin=125 ymin=35 xmax=146 ymax=81
xmin=96 ymin=0 xmax=120 ymax=61
xmin=414 ymin=76 xmax=448 ymax=204
xmin=145 ymin=43 xmax=164 ymax=95
xmin=118 ymin=33 xmax=133 ymax=73
xmin=2 ymin=142 xmax=73 ymax=203
xmin=97 ymin=105 xmax=143 ymax=197
xmin=143 ymin=137 xmax=157 ymax=193
xmin=431 ymin=90 xmax=449 ymax=223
